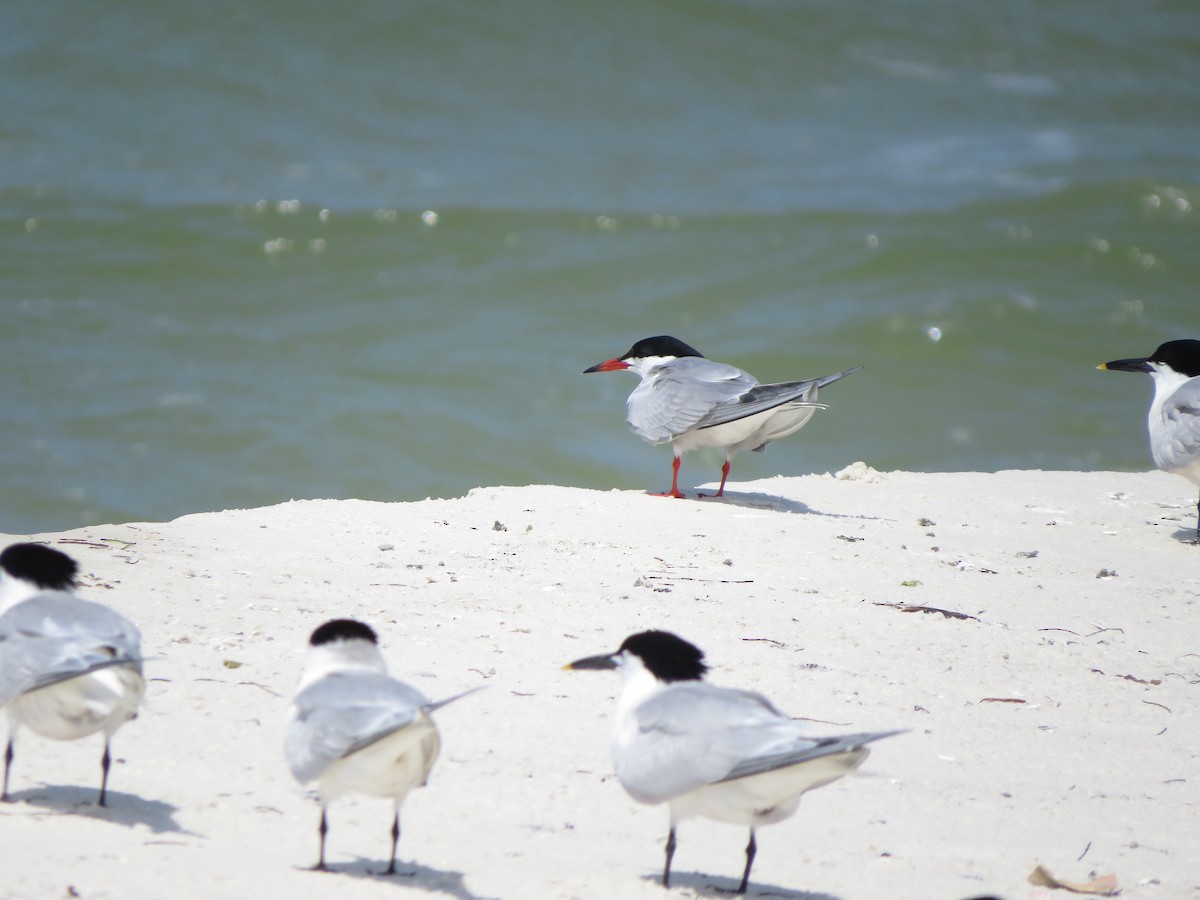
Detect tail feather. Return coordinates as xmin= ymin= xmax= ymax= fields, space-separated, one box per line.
xmin=814 ymin=365 xmax=863 ymax=390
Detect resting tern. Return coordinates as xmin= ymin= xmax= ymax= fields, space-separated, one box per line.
xmin=584 ymin=335 xmax=862 ymax=498
xmin=1100 ymin=339 xmax=1200 ymax=539
xmin=0 ymin=542 xmax=145 ymax=806
xmin=566 ymin=630 xmax=899 ymax=893
xmin=285 ymin=618 xmax=478 ymax=874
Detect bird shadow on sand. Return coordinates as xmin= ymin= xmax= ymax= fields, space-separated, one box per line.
xmin=298 ymin=858 xmax=495 ymax=900
xmin=641 ymin=871 xmax=841 ymax=899
xmin=690 ymin=489 xmax=879 ymax=521
xmin=1168 ymin=526 xmax=1200 ymax=545
xmin=4 ymin=784 xmax=194 ymax=835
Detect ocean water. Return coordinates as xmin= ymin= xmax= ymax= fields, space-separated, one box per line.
xmin=3 ymin=0 xmax=1198 ymax=533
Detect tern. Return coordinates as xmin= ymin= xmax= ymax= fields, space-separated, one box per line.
xmin=566 ymin=630 xmax=899 ymax=893
xmin=584 ymin=335 xmax=862 ymax=498
xmin=285 ymin=618 xmax=478 ymax=874
xmin=1100 ymin=339 xmax=1200 ymax=539
xmin=0 ymin=542 xmax=145 ymax=806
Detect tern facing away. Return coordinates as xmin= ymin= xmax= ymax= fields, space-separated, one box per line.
xmin=286 ymin=618 xmax=478 ymax=874
xmin=0 ymin=543 xmax=145 ymax=806
xmin=584 ymin=336 xmax=862 ymax=498
xmin=1100 ymin=339 xmax=1200 ymax=539
xmin=566 ymin=630 xmax=900 ymax=893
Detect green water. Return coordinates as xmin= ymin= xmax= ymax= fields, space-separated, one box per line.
xmin=3 ymin=1 xmax=1198 ymax=531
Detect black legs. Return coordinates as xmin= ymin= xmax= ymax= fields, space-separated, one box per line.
xmin=385 ymin=812 xmax=401 ymax=875
xmin=1 ymin=738 xmax=12 ymax=802
xmin=662 ymin=826 xmax=677 ymax=887
xmin=735 ymin=829 xmax=757 ymax=895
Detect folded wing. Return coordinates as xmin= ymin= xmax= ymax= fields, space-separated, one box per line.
xmin=626 ymin=358 xmax=757 ymax=444
xmin=0 ymin=591 xmax=143 ymax=705
xmin=285 ymin=671 xmax=431 ymax=784
xmin=1157 ymin=378 xmax=1200 ymax=473
xmin=616 ymin=683 xmax=817 ymax=804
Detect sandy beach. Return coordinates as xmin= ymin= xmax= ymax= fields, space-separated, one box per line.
xmin=1 ymin=467 xmax=1197 ymax=900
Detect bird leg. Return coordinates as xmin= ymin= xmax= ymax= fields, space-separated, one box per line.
xmin=735 ymin=829 xmax=757 ymax=895
xmin=98 ymin=740 xmax=111 ymax=807
xmin=312 ymin=808 xmax=329 ymax=871
xmin=662 ymin=825 xmax=677 ymax=888
xmin=1194 ymin=488 xmax=1199 ymax=543
xmin=2 ymin=738 xmax=13 ymax=802
xmin=716 ymin=459 xmax=731 ymax=497
xmin=698 ymin=459 xmax=734 ymax=499
xmin=654 ymin=456 xmax=686 ymax=499
xmin=385 ymin=811 xmax=401 ymax=875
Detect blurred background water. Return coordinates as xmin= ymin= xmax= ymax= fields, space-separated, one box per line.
xmin=3 ymin=0 xmax=1198 ymax=533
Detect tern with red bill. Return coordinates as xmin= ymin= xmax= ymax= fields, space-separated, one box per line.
xmin=584 ymin=336 xmax=862 ymax=498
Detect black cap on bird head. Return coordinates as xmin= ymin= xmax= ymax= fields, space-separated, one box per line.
xmin=1149 ymin=339 xmax=1200 ymax=377
xmin=0 ymin=543 xmax=78 ymax=591
xmin=619 ymin=630 xmax=709 ymax=682
xmin=309 ymin=619 xmax=378 ymax=647
xmin=622 ymin=336 xmax=706 ymax=361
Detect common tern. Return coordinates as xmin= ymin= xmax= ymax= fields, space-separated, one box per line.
xmin=285 ymin=618 xmax=478 ymax=874
xmin=1100 ymin=339 xmax=1200 ymax=539
xmin=0 ymin=542 xmax=145 ymax=806
xmin=566 ymin=630 xmax=899 ymax=893
xmin=584 ymin=335 xmax=862 ymax=498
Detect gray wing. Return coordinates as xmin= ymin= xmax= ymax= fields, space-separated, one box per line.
xmin=285 ymin=671 xmax=432 ymax=784
xmin=617 ymin=683 xmax=817 ymax=804
xmin=695 ymin=365 xmax=863 ymax=431
xmin=1156 ymin=378 xmax=1200 ymax=472
xmin=0 ymin=591 xmax=143 ymax=705
xmin=720 ymin=729 xmax=903 ymax=782
xmin=626 ymin=358 xmax=759 ymax=444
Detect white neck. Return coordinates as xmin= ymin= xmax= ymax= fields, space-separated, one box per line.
xmin=0 ymin=572 xmax=62 ymax=609
xmin=296 ymin=639 xmax=387 ymax=691
xmin=615 ymin=653 xmax=669 ymax=719
xmin=1148 ymin=363 xmax=1194 ymax=415
xmin=627 ymin=355 xmax=677 ymax=381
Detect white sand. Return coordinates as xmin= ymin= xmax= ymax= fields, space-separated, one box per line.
xmin=1 ymin=469 xmax=1197 ymax=900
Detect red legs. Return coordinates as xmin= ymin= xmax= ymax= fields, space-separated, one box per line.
xmin=716 ymin=459 xmax=731 ymax=497
xmin=697 ymin=459 xmax=732 ymax=500
xmin=652 ymin=456 xmax=686 ymax=499
xmin=654 ymin=456 xmax=735 ymax=500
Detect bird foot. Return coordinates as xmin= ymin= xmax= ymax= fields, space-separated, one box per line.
xmin=650 ymin=490 xmax=687 ymax=499
xmin=378 ymin=865 xmax=416 ymax=878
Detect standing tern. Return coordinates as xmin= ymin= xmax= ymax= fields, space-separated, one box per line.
xmin=0 ymin=542 xmax=145 ymax=806
xmin=566 ymin=630 xmax=900 ymax=893
xmin=1100 ymin=339 xmax=1200 ymax=539
xmin=584 ymin=335 xmax=862 ymax=498
xmin=286 ymin=618 xmax=479 ymax=874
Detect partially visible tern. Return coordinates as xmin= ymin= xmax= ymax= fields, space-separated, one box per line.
xmin=0 ymin=542 xmax=145 ymax=806
xmin=584 ymin=335 xmax=861 ymax=498
xmin=1100 ymin=338 xmax=1200 ymax=539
